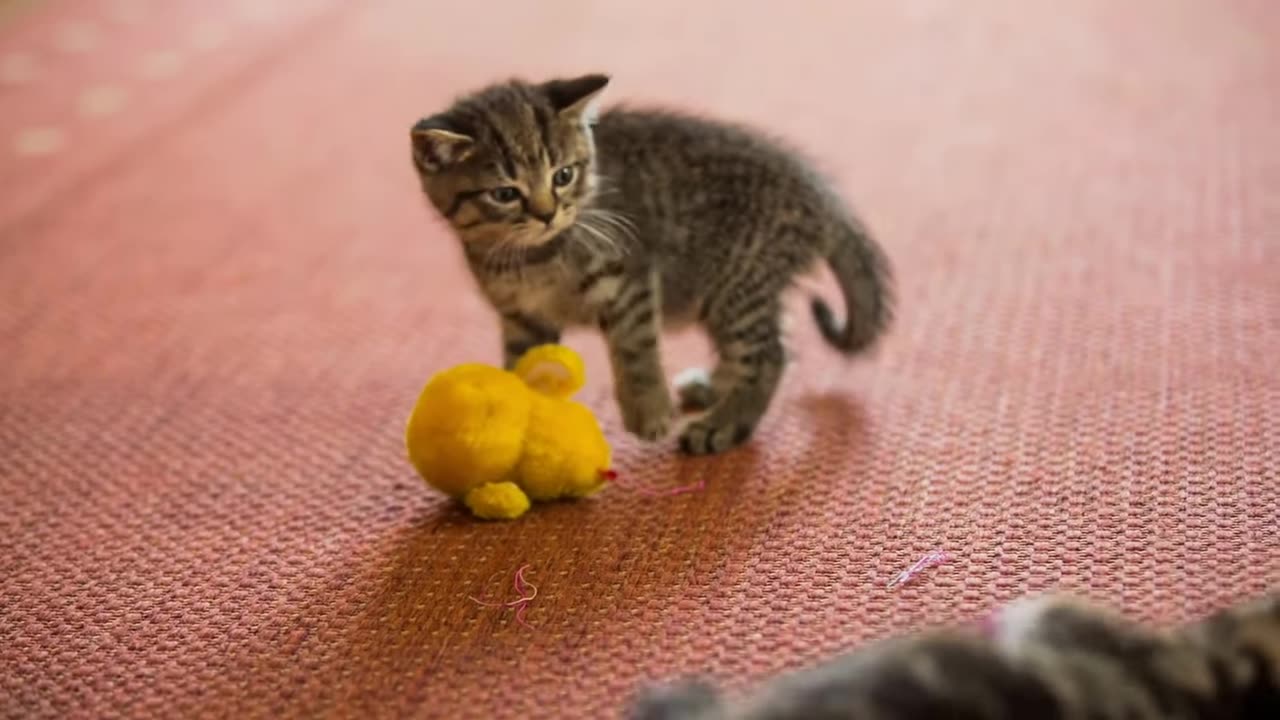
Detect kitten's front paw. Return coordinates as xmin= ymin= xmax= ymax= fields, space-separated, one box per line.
xmin=620 ymin=389 xmax=674 ymax=442
xmin=679 ymin=418 xmax=755 ymax=455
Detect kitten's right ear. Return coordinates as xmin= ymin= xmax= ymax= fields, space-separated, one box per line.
xmin=410 ymin=116 xmax=474 ymax=172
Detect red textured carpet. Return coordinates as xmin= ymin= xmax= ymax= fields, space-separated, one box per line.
xmin=2 ymin=1 xmax=1278 ymax=717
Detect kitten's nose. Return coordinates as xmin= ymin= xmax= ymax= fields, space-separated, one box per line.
xmin=529 ymin=190 xmax=557 ymax=225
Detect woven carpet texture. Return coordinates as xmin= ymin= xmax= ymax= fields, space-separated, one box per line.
xmin=2 ymin=0 xmax=1278 ymax=718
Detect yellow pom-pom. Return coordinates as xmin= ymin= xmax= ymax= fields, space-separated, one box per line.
xmin=405 ymin=344 xmax=612 ymax=521
xmin=464 ymin=481 xmax=532 ymax=520
xmin=405 ymin=364 xmax=530 ymax=498
xmin=519 ymin=397 xmax=611 ymax=501
xmin=513 ymin=345 xmax=586 ymax=398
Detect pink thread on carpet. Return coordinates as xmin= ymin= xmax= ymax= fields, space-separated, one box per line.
xmin=602 ymin=469 xmax=705 ymax=497
xmin=886 ymin=549 xmax=951 ymax=589
xmin=469 ymin=564 xmax=538 ymax=628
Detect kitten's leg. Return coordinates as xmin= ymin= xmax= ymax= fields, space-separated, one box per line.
xmin=500 ymin=312 xmax=561 ymax=369
xmin=601 ymin=270 xmax=673 ymax=441
xmin=679 ymin=297 xmax=784 ymax=455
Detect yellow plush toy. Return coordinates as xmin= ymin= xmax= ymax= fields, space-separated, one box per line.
xmin=404 ymin=345 xmax=613 ymax=520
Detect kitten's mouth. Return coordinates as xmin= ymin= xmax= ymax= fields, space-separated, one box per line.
xmin=517 ymin=221 xmax=571 ymax=247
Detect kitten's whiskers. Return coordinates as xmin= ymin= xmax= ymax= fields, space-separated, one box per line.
xmin=573 ymin=207 xmax=636 ymax=259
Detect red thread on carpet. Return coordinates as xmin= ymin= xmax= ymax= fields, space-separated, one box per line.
xmin=886 ymin=550 xmax=951 ymax=589
xmin=603 ymin=469 xmax=706 ymax=498
xmin=469 ymin=564 xmax=539 ymax=628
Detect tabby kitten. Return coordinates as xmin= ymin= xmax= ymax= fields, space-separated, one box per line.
xmin=409 ymin=75 xmax=892 ymax=454
xmin=628 ymin=592 xmax=1280 ymax=719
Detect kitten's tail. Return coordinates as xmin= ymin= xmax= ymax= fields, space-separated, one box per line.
xmin=811 ymin=219 xmax=894 ymax=354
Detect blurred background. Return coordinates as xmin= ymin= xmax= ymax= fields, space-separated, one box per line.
xmin=2 ymin=1 xmax=1277 ymax=718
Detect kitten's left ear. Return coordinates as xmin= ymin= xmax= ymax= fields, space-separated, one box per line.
xmin=541 ymin=74 xmax=610 ymax=123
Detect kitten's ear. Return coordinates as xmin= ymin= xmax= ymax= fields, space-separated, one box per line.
xmin=410 ymin=116 xmax=474 ymax=172
xmin=541 ymin=74 xmax=610 ymax=122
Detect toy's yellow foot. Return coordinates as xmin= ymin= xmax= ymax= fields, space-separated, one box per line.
xmin=464 ymin=481 xmax=531 ymax=520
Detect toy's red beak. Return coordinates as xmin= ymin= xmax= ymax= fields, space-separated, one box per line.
xmin=598 ymin=469 xmax=617 ymax=482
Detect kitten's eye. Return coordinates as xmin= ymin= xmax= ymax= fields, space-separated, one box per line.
xmin=552 ymin=166 xmax=576 ymax=187
xmin=489 ymin=186 xmax=521 ymax=204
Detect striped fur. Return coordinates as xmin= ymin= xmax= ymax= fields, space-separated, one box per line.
xmin=628 ymin=592 xmax=1280 ymax=719
xmin=410 ymin=76 xmax=893 ymax=454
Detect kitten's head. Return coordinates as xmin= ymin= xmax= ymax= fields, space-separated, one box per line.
xmin=409 ymin=74 xmax=609 ymax=250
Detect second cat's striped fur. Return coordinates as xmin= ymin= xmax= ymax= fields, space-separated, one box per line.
xmin=410 ymin=75 xmax=892 ymax=454
xmin=629 ymin=592 xmax=1280 ymax=719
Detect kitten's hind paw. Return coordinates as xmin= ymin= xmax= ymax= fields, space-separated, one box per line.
xmin=674 ymin=367 xmax=718 ymax=413
xmin=678 ymin=418 xmax=755 ymax=455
